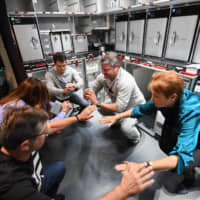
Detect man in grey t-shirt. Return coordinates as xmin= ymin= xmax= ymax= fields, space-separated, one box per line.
xmin=45 ymin=52 xmax=89 ymax=109
xmin=84 ymin=52 xmax=146 ymax=143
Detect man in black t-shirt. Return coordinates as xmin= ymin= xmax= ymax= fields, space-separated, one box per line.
xmin=0 ymin=107 xmax=65 ymax=200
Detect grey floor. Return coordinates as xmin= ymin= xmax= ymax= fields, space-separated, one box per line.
xmin=40 ymin=110 xmax=200 ymax=200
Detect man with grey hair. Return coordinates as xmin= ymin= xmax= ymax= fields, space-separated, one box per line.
xmin=84 ymin=51 xmax=145 ymax=143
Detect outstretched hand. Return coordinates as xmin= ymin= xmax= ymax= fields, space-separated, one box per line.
xmin=116 ymin=161 xmax=154 ymax=197
xmin=78 ymin=105 xmax=96 ymax=121
xmin=99 ymin=115 xmax=118 ymax=127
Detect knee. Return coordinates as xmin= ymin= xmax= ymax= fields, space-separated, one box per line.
xmin=55 ymin=161 xmax=66 ymax=177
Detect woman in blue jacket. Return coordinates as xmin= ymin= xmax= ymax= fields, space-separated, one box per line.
xmin=100 ymin=70 xmax=200 ymax=193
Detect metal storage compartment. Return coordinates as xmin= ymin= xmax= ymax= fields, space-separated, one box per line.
xmin=97 ymin=0 xmax=119 ymax=13
xmin=61 ymin=33 xmax=73 ymax=53
xmin=40 ymin=32 xmax=53 ymax=57
xmin=115 ymin=21 xmax=128 ymax=52
xmin=50 ymin=33 xmax=63 ymax=53
xmin=192 ymin=33 xmax=200 ymax=63
xmin=128 ymin=19 xmax=144 ymax=54
xmin=73 ymin=35 xmax=88 ymax=53
xmin=194 ymin=80 xmax=200 ymax=96
xmin=5 ymin=0 xmax=34 ymax=12
xmin=64 ymin=0 xmax=84 ymax=12
xmin=165 ymin=15 xmax=198 ymax=61
xmin=83 ymin=0 xmax=97 ymax=12
xmin=144 ymin=18 xmax=168 ymax=57
xmin=33 ymin=0 xmax=59 ymax=11
xmin=13 ymin=24 xmax=44 ymax=62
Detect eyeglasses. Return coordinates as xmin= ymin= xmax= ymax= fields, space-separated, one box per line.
xmin=36 ymin=131 xmax=48 ymax=138
xmin=25 ymin=124 xmax=49 ymax=141
xmin=24 ymin=131 xmax=48 ymax=141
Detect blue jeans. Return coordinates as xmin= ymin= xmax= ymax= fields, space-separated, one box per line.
xmin=68 ymin=92 xmax=89 ymax=108
xmin=41 ymin=161 xmax=66 ymax=197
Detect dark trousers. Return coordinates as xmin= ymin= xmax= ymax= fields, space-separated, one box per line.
xmin=41 ymin=161 xmax=66 ymax=197
xmin=163 ymin=148 xmax=200 ymax=193
xmin=68 ymin=92 xmax=89 ymax=108
xmin=159 ymin=125 xmax=200 ymax=192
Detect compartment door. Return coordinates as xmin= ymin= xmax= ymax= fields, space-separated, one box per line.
xmin=115 ymin=21 xmax=127 ymax=52
xmin=193 ymin=33 xmax=200 ymax=63
xmin=50 ymin=33 xmax=63 ymax=53
xmin=165 ymin=15 xmax=198 ymax=61
xmin=13 ymin=24 xmax=43 ymax=62
xmin=128 ymin=19 xmax=144 ymax=54
xmin=144 ymin=18 xmax=167 ymax=57
xmin=40 ymin=33 xmax=52 ymax=56
xmin=73 ymin=35 xmax=88 ymax=53
xmin=61 ymin=33 xmax=73 ymax=52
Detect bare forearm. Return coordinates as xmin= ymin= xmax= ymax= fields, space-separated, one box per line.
xmin=47 ymin=116 xmax=78 ymax=134
xmin=97 ymin=185 xmax=127 ymax=200
xmin=115 ymin=109 xmax=132 ymax=120
xmin=99 ymin=102 xmax=118 ymax=112
xmin=150 ymin=155 xmax=179 ymax=171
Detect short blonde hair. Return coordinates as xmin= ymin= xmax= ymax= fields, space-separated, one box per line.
xmin=148 ymin=70 xmax=184 ymax=99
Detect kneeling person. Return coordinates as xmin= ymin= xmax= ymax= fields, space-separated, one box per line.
xmin=84 ymin=52 xmax=145 ymax=143
xmin=45 ymin=52 xmax=89 ymax=110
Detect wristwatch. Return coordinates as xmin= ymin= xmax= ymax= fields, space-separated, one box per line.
xmin=96 ymin=101 xmax=101 ymax=108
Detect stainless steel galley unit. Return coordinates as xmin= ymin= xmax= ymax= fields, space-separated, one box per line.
xmin=11 ymin=17 xmax=44 ymax=63
xmin=164 ymin=6 xmax=199 ymax=62
xmin=144 ymin=9 xmax=169 ymax=58
xmin=115 ymin=15 xmax=128 ymax=52
xmin=127 ymin=12 xmax=145 ymax=55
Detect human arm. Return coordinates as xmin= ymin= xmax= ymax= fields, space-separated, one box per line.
xmin=99 ymin=101 xmax=157 ymax=126
xmin=146 ymin=155 xmax=179 ymax=171
xmin=84 ymin=88 xmax=118 ymax=111
xmin=168 ymin=108 xmax=200 ymax=174
xmin=116 ymin=155 xmax=178 ymax=174
xmin=97 ymin=162 xmax=154 ymax=200
xmin=48 ymin=101 xmax=72 ymax=122
xmin=99 ymin=109 xmax=132 ymax=127
xmin=47 ymin=105 xmax=96 ymax=134
xmin=45 ymin=71 xmax=63 ymax=96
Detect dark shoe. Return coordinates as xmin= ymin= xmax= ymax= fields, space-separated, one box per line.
xmin=176 ymin=184 xmax=189 ymax=195
xmin=163 ymin=173 xmax=184 ymax=193
xmin=54 ymin=194 xmax=65 ymax=200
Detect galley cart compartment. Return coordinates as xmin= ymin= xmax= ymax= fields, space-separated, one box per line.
xmin=144 ymin=10 xmax=169 ymax=57
xmin=50 ymin=32 xmax=63 ymax=53
xmin=115 ymin=15 xmax=128 ymax=52
xmin=127 ymin=13 xmax=145 ymax=54
xmin=11 ymin=18 xmax=44 ymax=63
xmin=73 ymin=35 xmax=88 ymax=53
xmin=61 ymin=32 xmax=73 ymax=53
xmin=165 ymin=6 xmax=200 ymax=61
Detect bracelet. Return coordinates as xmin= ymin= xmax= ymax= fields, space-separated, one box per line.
xmin=76 ymin=115 xmax=80 ymax=122
xmin=146 ymin=161 xmax=153 ymax=167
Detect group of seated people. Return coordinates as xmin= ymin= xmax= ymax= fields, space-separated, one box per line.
xmin=0 ymin=51 xmax=200 ymax=199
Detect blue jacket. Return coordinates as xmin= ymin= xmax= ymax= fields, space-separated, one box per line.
xmin=131 ymin=89 xmax=200 ymax=174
